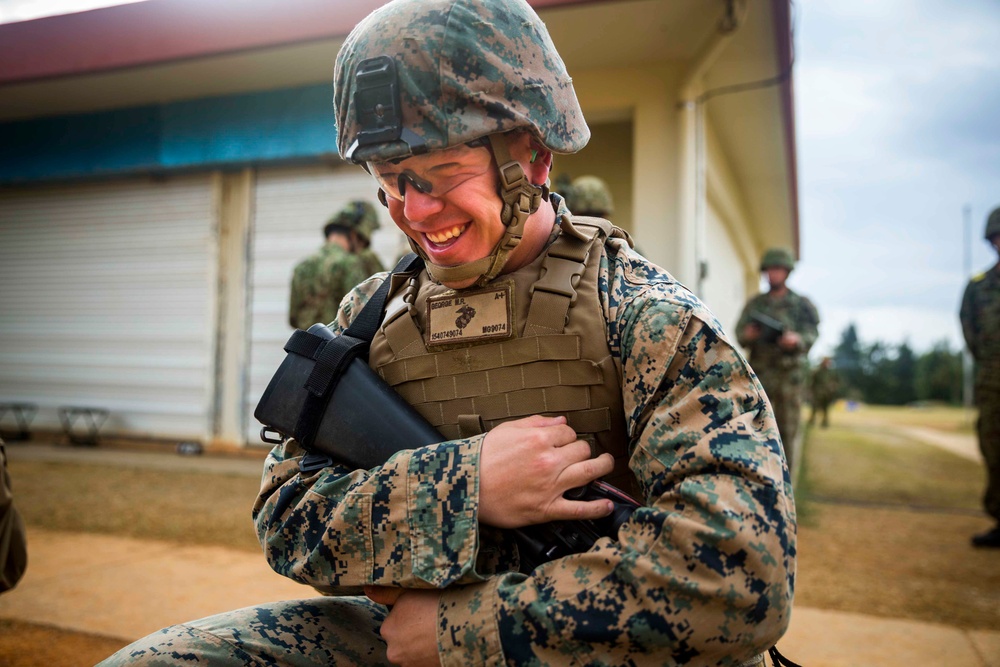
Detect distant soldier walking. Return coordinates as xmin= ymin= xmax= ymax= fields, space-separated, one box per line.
xmin=349 ymin=200 xmax=387 ymax=278
xmin=960 ymin=205 xmax=1000 ymax=548
xmin=288 ymin=201 xmax=376 ymax=330
xmin=737 ymin=247 xmax=820 ymax=474
xmin=809 ymin=356 xmax=839 ymax=428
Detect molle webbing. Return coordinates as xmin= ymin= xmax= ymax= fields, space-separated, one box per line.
xmin=369 ymin=217 xmax=639 ymax=496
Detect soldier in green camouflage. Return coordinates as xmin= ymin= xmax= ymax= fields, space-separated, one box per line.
xmin=808 ymin=356 xmax=839 ymax=428
xmin=100 ymin=1 xmax=795 ymax=665
xmin=564 ymin=175 xmax=614 ymax=218
xmin=960 ymin=205 xmax=1000 ymax=548
xmin=736 ymin=248 xmax=820 ymax=475
xmin=351 ymin=199 xmax=388 ymax=278
xmin=288 ymin=201 xmax=378 ymax=330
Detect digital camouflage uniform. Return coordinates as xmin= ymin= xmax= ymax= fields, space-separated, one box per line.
xmin=960 ymin=260 xmax=1000 ymax=526
xmin=103 ymin=198 xmax=796 ymax=667
xmin=736 ymin=289 xmax=819 ymax=472
xmin=808 ymin=361 xmax=839 ymax=428
xmin=1 ymin=441 xmax=28 ymax=593
xmin=358 ymin=247 xmax=386 ymax=279
xmin=100 ymin=0 xmax=795 ymax=664
xmin=288 ymin=242 xmax=369 ymax=330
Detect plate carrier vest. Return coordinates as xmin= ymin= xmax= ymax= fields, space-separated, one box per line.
xmin=368 ymin=216 xmax=640 ymax=497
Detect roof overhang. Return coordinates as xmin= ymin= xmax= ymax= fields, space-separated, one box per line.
xmin=0 ymin=0 xmax=798 ymax=250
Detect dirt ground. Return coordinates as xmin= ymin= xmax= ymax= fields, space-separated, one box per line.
xmin=1 ymin=402 xmax=996 ymax=665
xmin=0 ymin=619 xmax=129 ymax=667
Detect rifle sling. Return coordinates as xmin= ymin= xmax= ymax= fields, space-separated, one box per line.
xmin=290 ymin=253 xmax=425 ymax=450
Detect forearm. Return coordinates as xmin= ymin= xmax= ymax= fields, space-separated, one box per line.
xmin=437 ymin=302 xmax=795 ymax=665
xmin=253 ymin=434 xmax=491 ymax=591
xmin=438 ymin=438 xmax=794 ymax=665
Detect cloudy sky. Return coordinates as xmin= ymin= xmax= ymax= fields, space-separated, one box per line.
xmin=3 ymin=0 xmax=997 ymax=357
xmin=792 ymin=0 xmax=1000 ymax=356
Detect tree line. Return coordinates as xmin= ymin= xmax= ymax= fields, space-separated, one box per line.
xmin=829 ymin=324 xmax=964 ymax=405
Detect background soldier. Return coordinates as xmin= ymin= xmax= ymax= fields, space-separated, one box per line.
xmin=287 ymin=201 xmax=374 ymax=330
xmin=350 ymin=200 xmax=387 ymax=278
xmin=100 ymin=1 xmax=795 ymax=664
xmin=809 ymin=356 xmax=840 ymax=428
xmin=737 ymin=247 xmax=820 ymax=475
xmin=960 ymin=205 xmax=1000 ymax=548
xmin=564 ymin=174 xmax=614 ymax=218
xmin=1 ymin=439 xmax=28 ymax=594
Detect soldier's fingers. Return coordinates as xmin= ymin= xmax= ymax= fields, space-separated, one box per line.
xmin=364 ymin=585 xmax=403 ymax=607
xmin=557 ymin=451 xmax=615 ymax=489
xmin=548 ymin=496 xmax=614 ymax=522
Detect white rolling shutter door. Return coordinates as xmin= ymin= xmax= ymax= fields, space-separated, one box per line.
xmin=0 ymin=176 xmax=216 ymax=441
xmin=246 ymin=164 xmax=406 ymax=444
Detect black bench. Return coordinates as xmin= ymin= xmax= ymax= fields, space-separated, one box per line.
xmin=0 ymin=403 xmax=38 ymax=442
xmin=58 ymin=407 xmax=110 ymax=446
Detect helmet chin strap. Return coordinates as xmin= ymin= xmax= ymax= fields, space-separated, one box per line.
xmin=417 ymin=133 xmax=547 ymax=287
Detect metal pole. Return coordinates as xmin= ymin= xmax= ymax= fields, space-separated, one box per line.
xmin=962 ymin=204 xmax=974 ymax=412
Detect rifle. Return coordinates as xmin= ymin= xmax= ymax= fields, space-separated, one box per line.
xmin=255 ymin=321 xmax=641 ymax=574
xmin=750 ymin=311 xmax=786 ymax=344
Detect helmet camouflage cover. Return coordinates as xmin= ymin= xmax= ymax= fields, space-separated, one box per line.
xmin=325 ymin=200 xmax=380 ymax=241
xmin=760 ymin=247 xmax=796 ymax=271
xmin=986 ymin=206 xmax=1000 ymax=240
xmin=566 ymin=175 xmax=614 ymax=216
xmin=333 ymin=0 xmax=590 ymax=164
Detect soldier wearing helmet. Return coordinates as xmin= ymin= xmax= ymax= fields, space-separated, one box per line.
xmin=565 ymin=174 xmax=615 ymax=218
xmin=99 ymin=1 xmax=794 ymax=665
xmin=737 ymin=247 xmax=820 ymax=474
xmin=960 ymin=205 xmax=1000 ymax=548
xmin=287 ymin=200 xmax=378 ymax=330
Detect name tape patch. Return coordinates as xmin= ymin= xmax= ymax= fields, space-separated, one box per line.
xmin=426 ymin=283 xmax=513 ymax=346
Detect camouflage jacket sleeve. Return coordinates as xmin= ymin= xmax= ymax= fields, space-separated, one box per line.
xmin=436 ymin=245 xmax=796 ymax=666
xmin=734 ymin=296 xmax=761 ymax=349
xmin=287 ymin=257 xmax=313 ymax=329
xmin=794 ymin=294 xmax=820 ymax=354
xmin=960 ymin=278 xmax=978 ymax=358
xmin=256 ymin=273 xmax=498 ymax=592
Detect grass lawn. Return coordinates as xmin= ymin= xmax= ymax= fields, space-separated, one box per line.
xmin=794 ymin=403 xmax=999 ymax=630
xmin=9 ymin=460 xmax=263 ymax=552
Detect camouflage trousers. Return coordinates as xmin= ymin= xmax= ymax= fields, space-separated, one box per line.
xmin=97 ymin=596 xmax=390 ymax=666
xmin=754 ymin=368 xmax=802 ymax=475
xmin=978 ymin=388 xmax=1000 ymax=522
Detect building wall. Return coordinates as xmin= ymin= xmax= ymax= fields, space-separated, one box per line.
xmin=550 ymin=120 xmax=633 ymax=233
xmin=0 ymin=175 xmax=217 ymax=440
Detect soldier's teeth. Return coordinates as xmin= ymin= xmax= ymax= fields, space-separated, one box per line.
xmin=426 ymin=224 xmax=467 ymax=244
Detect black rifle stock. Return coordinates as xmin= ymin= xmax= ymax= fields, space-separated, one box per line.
xmin=255 ymin=323 xmax=641 ymax=573
xmin=750 ymin=311 xmax=786 ymax=344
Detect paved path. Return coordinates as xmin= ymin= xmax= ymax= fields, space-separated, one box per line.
xmin=1 ymin=526 xmax=998 ymax=667
xmin=896 ymin=425 xmax=982 ymax=462
xmin=4 ymin=440 xmax=1000 ymax=666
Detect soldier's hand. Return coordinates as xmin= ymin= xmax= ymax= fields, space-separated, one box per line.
xmin=742 ymin=323 xmax=761 ymax=342
xmin=478 ymin=415 xmax=615 ymax=528
xmin=371 ymin=588 xmax=442 ymax=666
xmin=778 ymin=331 xmax=802 ymax=351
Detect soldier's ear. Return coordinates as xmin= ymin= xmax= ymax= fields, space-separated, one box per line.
xmin=507 ymin=131 xmax=552 ymax=186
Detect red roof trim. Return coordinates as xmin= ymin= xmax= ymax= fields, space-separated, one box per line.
xmin=0 ymin=0 xmax=609 ymax=86
xmin=771 ymin=0 xmax=800 ymax=257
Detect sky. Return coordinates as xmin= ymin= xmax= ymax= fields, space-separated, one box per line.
xmin=0 ymin=0 xmax=144 ymax=23
xmin=792 ymin=0 xmax=1000 ymax=357
xmin=3 ymin=0 xmax=997 ymax=357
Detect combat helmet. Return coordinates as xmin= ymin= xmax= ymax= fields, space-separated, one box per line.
xmin=333 ymin=0 xmax=590 ymax=286
xmin=760 ymin=247 xmax=796 ymax=272
xmin=324 ymin=200 xmax=380 ymax=242
xmin=566 ymin=175 xmax=614 ymax=217
xmin=986 ymin=206 xmax=1000 ymax=241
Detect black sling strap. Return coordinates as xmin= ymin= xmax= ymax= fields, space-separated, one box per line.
xmin=288 ymin=253 xmax=424 ymax=449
